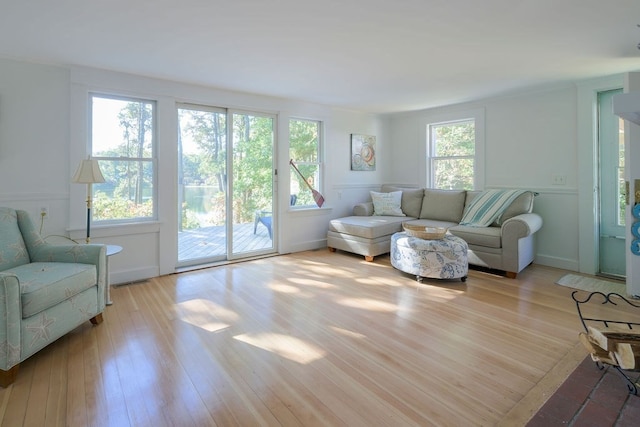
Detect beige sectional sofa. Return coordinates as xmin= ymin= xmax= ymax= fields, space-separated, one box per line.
xmin=327 ymin=185 xmax=543 ymax=278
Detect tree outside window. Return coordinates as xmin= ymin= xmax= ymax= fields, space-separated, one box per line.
xmin=90 ymin=94 xmax=156 ymax=222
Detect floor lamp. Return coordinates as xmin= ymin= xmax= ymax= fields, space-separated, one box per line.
xmin=72 ymin=158 xmax=105 ymax=243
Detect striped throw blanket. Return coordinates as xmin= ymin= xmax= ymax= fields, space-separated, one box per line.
xmin=459 ymin=189 xmax=528 ymax=227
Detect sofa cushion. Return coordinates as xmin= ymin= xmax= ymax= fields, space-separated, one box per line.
xmin=381 ymin=185 xmax=424 ymax=218
xmin=0 ymin=208 xmax=30 ymax=271
xmin=449 ymin=225 xmax=502 ymax=249
xmin=371 ymin=191 xmax=405 ymax=216
xmin=5 ymin=262 xmax=97 ymax=318
xmin=419 ymin=189 xmax=467 ymax=222
xmin=329 ymin=216 xmax=406 ymax=239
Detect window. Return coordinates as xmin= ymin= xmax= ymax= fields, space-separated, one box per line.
xmin=90 ymin=94 xmax=156 ymax=222
xmin=427 ymin=119 xmax=475 ymax=190
xmin=289 ymin=118 xmax=322 ymax=207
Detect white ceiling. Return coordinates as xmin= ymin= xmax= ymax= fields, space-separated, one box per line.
xmin=1 ymin=0 xmax=640 ymax=113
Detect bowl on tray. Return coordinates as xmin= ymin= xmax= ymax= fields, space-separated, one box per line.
xmin=402 ymin=223 xmax=448 ymax=240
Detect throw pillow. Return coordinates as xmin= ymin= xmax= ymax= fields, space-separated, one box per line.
xmin=460 ymin=189 xmax=529 ymax=227
xmin=381 ymin=185 xmax=424 ymax=218
xmin=370 ymin=191 xmax=405 ymax=216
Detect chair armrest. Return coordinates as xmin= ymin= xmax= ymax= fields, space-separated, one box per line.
xmin=31 ymin=243 xmax=107 ymax=309
xmin=31 ymin=243 xmax=104 ymax=265
xmin=0 ymin=273 xmax=22 ymax=370
xmin=353 ymin=202 xmax=374 ymax=216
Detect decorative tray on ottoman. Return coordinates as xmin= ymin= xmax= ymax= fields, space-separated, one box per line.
xmin=402 ymin=223 xmax=448 ymax=240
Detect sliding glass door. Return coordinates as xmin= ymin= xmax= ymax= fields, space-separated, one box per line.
xmin=177 ymin=105 xmax=275 ymax=267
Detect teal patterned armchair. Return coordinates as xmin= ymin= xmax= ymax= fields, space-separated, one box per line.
xmin=0 ymin=207 xmax=106 ymax=386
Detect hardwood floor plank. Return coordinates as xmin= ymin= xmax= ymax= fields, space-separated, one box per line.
xmin=23 ymin=341 xmax=53 ymax=426
xmin=44 ymin=337 xmax=69 ymax=427
xmin=66 ymin=328 xmax=88 ymax=427
xmin=1 ymin=356 xmax=34 ymax=426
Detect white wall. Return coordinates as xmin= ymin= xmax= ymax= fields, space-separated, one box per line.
xmin=386 ymin=84 xmax=595 ymax=272
xmin=0 ymin=59 xmax=71 ymax=231
xmin=0 ymin=58 xmax=384 ymax=283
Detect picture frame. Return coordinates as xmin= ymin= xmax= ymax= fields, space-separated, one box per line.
xmin=351 ymin=134 xmax=376 ymax=171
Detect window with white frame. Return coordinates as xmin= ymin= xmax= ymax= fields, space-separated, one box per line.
xmin=90 ymin=94 xmax=156 ymax=222
xmin=427 ymin=119 xmax=476 ymax=190
xmin=289 ymin=118 xmax=322 ymax=207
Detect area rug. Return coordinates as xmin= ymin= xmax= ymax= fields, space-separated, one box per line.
xmin=556 ymin=273 xmax=626 ymax=295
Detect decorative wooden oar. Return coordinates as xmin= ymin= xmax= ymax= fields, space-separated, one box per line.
xmin=289 ymin=159 xmax=325 ymax=207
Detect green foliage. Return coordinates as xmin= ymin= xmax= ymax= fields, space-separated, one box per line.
xmin=231 ymin=114 xmax=274 ymax=222
xmin=431 ymin=121 xmax=475 ymax=190
xmin=93 ymin=191 xmax=153 ymax=221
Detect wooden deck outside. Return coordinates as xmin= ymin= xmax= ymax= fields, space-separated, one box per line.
xmin=178 ymin=221 xmax=273 ymax=261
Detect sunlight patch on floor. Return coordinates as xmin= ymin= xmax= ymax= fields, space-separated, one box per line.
xmin=417 ymin=284 xmax=464 ymax=302
xmin=176 ymin=298 xmax=237 ymax=332
xmin=289 ymin=277 xmax=336 ymax=289
xmin=234 ymin=333 xmax=326 ymax=364
xmin=269 ymin=283 xmax=314 ymax=297
xmin=337 ymin=297 xmax=398 ymax=312
xmin=330 ymin=326 xmax=368 ymax=339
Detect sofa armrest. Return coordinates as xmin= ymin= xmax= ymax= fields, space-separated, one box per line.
xmin=0 ymin=273 xmax=22 ymax=370
xmin=501 ymin=213 xmax=543 ymax=275
xmin=501 ymin=213 xmax=543 ymax=239
xmin=353 ymin=202 xmax=374 ymax=216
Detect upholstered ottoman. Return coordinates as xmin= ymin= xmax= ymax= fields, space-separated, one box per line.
xmin=391 ymin=232 xmax=468 ymax=282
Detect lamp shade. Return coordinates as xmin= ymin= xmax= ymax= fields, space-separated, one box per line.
xmin=72 ymin=159 xmax=105 ymax=184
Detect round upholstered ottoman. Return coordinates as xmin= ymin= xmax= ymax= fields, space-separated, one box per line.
xmin=391 ymin=232 xmax=468 ymax=282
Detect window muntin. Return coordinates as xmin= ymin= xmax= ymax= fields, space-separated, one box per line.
xmin=428 ymin=119 xmax=475 ymax=190
xmin=90 ymin=94 xmax=156 ymax=222
xmin=289 ymin=118 xmax=322 ymax=207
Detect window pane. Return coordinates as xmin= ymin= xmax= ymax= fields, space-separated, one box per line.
xmin=92 ymin=97 xmax=154 ymax=158
xmin=232 ymin=114 xmax=274 ymax=222
xmin=290 ymin=119 xmax=319 ymax=162
xmin=289 ymin=118 xmax=321 ymax=206
xmin=91 ymin=94 xmax=155 ymax=222
xmin=432 ymin=121 xmax=475 ymax=157
xmin=433 ymin=158 xmax=474 ymax=190
xmin=93 ymin=159 xmax=154 ymax=221
xmin=291 ymin=164 xmax=319 ymax=206
xmin=178 ymin=107 xmax=227 ymax=230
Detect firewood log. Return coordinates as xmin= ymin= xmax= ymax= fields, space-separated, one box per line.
xmin=579 ymin=332 xmax=618 ymax=365
xmin=586 ymin=326 xmax=640 ymax=351
xmin=613 ymin=344 xmax=640 ymax=370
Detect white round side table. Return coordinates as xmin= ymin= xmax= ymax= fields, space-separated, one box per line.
xmin=105 ymin=245 xmax=122 ymax=305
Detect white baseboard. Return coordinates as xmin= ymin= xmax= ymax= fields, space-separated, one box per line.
xmin=110 ymin=266 xmax=159 ymax=286
xmin=287 ymin=238 xmax=327 ymax=254
xmin=534 ymin=254 xmax=579 ymax=272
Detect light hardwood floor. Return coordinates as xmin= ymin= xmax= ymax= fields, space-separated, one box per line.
xmin=0 ymin=250 xmax=630 ymax=426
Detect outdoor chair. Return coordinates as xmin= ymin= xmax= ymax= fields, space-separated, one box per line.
xmin=254 ymin=195 xmax=297 ymax=239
